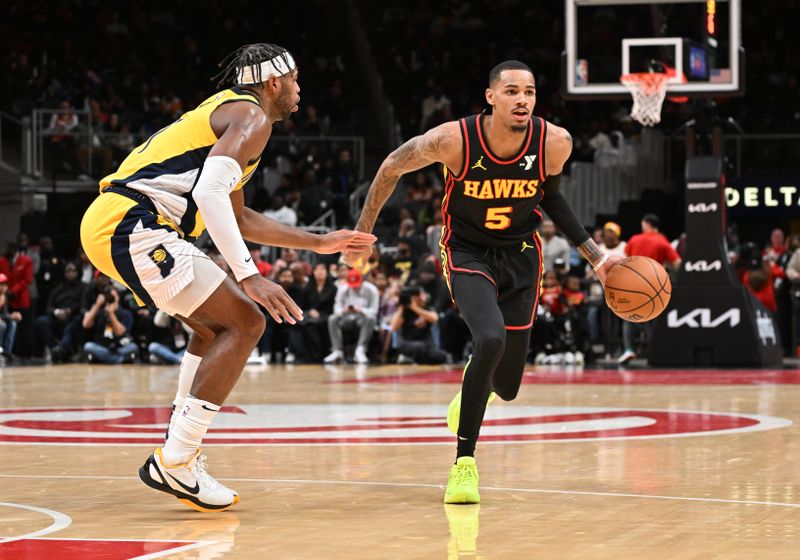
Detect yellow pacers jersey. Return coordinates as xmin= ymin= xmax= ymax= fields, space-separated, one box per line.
xmin=100 ymin=87 xmax=262 ymax=239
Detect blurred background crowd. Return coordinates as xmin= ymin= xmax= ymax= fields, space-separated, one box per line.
xmin=2 ymin=0 xmax=799 ymax=367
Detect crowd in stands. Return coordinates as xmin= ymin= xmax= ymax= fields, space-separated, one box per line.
xmin=3 ymin=0 xmax=362 ymax=225
xmin=2 ymin=2 xmax=799 ymax=368
xmin=2 ymin=218 xmax=799 ymax=368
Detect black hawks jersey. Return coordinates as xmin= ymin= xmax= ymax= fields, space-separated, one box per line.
xmin=441 ymin=113 xmax=547 ymax=247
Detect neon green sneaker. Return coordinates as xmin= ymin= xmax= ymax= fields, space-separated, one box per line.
xmin=447 ymin=390 xmax=496 ymax=435
xmin=444 ymin=456 xmax=480 ymax=504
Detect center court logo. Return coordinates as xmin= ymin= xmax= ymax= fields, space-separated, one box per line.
xmin=0 ymin=405 xmax=789 ymax=445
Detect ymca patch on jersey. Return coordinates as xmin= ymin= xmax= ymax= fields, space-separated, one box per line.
xmin=148 ymin=244 xmax=175 ymax=278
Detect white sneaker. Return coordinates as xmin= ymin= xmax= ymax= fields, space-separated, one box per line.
xmin=354 ymin=346 xmax=369 ymax=364
xmin=575 ymin=351 xmax=585 ymax=366
xmin=543 ymin=353 xmax=563 ymax=365
xmin=139 ymin=448 xmax=239 ymax=512
xmin=534 ymin=352 xmax=547 ymax=365
xmin=246 ymin=348 xmax=267 ymax=365
xmin=563 ymin=351 xmax=575 ymax=365
xmin=396 ymin=353 xmax=415 ymax=365
xmin=324 ymin=350 xmax=344 ymax=364
xmin=285 ymin=352 xmax=296 ymax=364
xmin=617 ymin=350 xmax=636 ymax=364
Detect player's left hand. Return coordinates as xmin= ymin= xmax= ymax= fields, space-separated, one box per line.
xmin=316 ymin=230 xmax=376 ymax=255
xmin=595 ymin=255 xmax=625 ymax=287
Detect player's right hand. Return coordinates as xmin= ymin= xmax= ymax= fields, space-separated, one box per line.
xmin=241 ymin=275 xmax=303 ymax=325
xmin=595 ymin=255 xmax=625 ymax=287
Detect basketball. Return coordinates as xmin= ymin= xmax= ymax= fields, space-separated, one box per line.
xmin=604 ymin=256 xmax=671 ymax=323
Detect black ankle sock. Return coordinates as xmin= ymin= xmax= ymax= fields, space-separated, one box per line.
xmin=456 ymin=437 xmax=476 ymax=461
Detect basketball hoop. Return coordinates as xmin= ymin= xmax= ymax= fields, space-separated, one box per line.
xmin=621 ymin=72 xmax=669 ymax=127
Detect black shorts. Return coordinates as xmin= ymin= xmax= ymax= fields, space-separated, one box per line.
xmin=440 ymin=232 xmax=543 ymax=330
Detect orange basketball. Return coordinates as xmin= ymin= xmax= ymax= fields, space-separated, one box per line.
xmin=604 ymin=256 xmax=672 ymax=323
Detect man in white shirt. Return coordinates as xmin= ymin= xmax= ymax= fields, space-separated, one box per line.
xmin=262 ymin=194 xmax=298 ymax=226
xmin=325 ymin=269 xmax=379 ymax=364
xmin=540 ymin=219 xmax=571 ymax=272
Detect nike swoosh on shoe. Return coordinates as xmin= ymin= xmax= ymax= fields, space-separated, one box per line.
xmin=166 ymin=472 xmax=200 ymax=494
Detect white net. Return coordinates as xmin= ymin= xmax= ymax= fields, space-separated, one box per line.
xmin=621 ymin=72 xmax=669 ymax=127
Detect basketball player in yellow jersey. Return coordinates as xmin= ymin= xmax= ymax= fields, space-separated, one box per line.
xmin=80 ymin=43 xmax=375 ymax=512
xmin=345 ymin=60 xmax=622 ymax=504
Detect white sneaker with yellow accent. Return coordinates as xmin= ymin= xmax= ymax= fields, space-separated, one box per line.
xmin=138 ymin=448 xmax=239 ymax=512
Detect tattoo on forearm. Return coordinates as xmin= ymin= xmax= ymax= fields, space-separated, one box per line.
xmin=356 ymin=165 xmax=399 ymax=233
xmin=356 ymin=130 xmax=452 ymax=233
xmin=577 ymin=238 xmax=604 ymax=266
xmin=392 ymin=137 xmax=422 ymax=165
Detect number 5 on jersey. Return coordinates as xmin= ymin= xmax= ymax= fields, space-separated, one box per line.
xmin=484 ymin=206 xmax=512 ymax=230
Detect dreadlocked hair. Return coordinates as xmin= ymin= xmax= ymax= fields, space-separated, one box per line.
xmin=213 ymin=43 xmax=293 ymax=88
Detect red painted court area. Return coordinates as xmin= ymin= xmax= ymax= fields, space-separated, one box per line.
xmin=346 ymin=368 xmax=800 ymax=385
xmin=0 ymin=538 xmax=201 ymax=559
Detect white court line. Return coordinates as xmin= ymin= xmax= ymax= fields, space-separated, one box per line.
xmin=0 ymin=502 xmax=72 ymax=544
xmin=1 ymin=473 xmax=798 ymax=509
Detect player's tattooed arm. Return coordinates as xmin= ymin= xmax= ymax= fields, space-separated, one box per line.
xmin=355 ymin=121 xmax=460 ymax=234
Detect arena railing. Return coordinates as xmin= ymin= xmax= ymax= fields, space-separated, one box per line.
xmin=28 ymin=108 xmax=366 ymax=188
xmin=664 ymin=133 xmax=800 ymax=180
xmin=348 ymin=180 xmax=371 ymax=219
xmin=0 ymin=111 xmax=25 ymax=173
xmin=568 ymin=130 xmax=800 ymax=227
xmin=564 ymin=127 xmax=667 ymax=225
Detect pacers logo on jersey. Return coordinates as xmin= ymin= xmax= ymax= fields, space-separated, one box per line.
xmin=148 ymin=244 xmax=175 ymax=278
xmin=463 ymin=179 xmax=539 ymax=200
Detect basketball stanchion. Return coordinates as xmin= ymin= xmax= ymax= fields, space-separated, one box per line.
xmin=648 ymin=157 xmax=782 ymax=366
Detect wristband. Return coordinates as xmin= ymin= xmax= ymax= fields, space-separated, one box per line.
xmin=592 ymin=254 xmax=610 ymax=272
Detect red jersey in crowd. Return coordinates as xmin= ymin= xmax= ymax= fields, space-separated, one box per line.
xmin=742 ymin=263 xmax=784 ymax=312
xmin=625 ymin=232 xmax=680 ymax=265
xmin=540 ymin=285 xmax=566 ymax=316
xmin=0 ymin=253 xmax=33 ymax=310
xmin=562 ymin=287 xmax=585 ymax=308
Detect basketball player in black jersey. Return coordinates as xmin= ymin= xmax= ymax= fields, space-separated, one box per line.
xmin=344 ymin=60 xmax=622 ymax=503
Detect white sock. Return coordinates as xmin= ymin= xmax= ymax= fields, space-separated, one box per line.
xmin=168 ymin=352 xmax=202 ymax=433
xmin=161 ymin=395 xmax=220 ymax=466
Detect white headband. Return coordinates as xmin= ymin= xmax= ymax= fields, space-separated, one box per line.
xmin=235 ymin=53 xmax=296 ymax=85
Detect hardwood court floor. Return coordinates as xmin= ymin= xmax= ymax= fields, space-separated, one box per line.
xmin=1 ymin=362 xmax=799 ymax=559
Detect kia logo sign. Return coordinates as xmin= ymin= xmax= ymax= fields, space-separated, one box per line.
xmin=688 ymin=203 xmax=718 ymax=213
xmin=684 ymin=260 xmax=722 ymax=272
xmin=667 ymin=308 xmax=741 ymax=328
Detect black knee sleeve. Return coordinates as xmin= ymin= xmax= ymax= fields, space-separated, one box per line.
xmin=474 ymin=328 xmax=506 ymax=361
